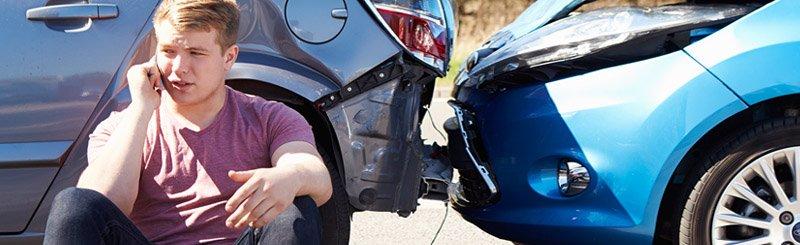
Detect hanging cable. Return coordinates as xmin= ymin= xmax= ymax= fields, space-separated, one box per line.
xmin=430 ymin=202 xmax=449 ymax=245
xmin=423 ymin=102 xmax=450 ymax=244
xmin=425 ymin=104 xmax=447 ymax=140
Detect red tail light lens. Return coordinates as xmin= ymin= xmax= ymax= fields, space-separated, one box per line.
xmin=367 ymin=0 xmax=452 ymax=75
xmin=376 ymin=5 xmax=446 ymax=60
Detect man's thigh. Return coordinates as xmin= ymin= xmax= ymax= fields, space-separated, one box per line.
xmin=44 ymin=187 xmax=151 ymax=245
xmin=234 ymin=196 xmax=321 ymax=245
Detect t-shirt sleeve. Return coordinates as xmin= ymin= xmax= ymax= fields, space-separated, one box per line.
xmin=263 ymin=102 xmax=316 ymax=159
xmin=87 ymin=110 xmax=125 ymax=164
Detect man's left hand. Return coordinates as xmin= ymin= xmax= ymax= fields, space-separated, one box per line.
xmin=224 ymin=167 xmax=301 ymax=229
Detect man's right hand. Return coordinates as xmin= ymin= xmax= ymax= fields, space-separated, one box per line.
xmin=127 ymin=56 xmax=164 ymax=111
xmin=78 ymin=55 xmax=165 ymax=215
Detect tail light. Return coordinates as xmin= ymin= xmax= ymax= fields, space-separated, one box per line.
xmin=364 ymin=0 xmax=456 ymax=76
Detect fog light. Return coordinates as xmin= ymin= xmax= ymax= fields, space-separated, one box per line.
xmin=558 ymin=161 xmax=590 ymax=196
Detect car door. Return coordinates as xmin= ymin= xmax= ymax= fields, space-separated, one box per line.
xmin=0 ymin=0 xmax=159 ymax=233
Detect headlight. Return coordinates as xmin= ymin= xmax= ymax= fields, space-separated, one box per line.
xmin=466 ymin=5 xmax=754 ymax=87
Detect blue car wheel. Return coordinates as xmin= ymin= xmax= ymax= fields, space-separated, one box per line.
xmin=681 ymin=117 xmax=800 ymax=244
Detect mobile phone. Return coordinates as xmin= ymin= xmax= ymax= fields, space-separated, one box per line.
xmin=153 ymin=55 xmax=166 ymax=92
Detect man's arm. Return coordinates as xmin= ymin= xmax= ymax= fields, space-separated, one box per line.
xmin=271 ymin=141 xmax=333 ymax=205
xmin=76 ymin=58 xmax=163 ymax=216
xmin=224 ymin=141 xmax=332 ymax=229
xmin=76 ymin=107 xmax=152 ymax=215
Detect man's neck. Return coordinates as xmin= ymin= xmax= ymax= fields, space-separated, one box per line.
xmin=163 ymin=87 xmax=227 ymax=131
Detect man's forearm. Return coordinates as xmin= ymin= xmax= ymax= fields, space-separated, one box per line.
xmin=271 ymin=142 xmax=333 ymax=206
xmin=76 ymin=105 xmax=153 ymax=215
xmin=282 ymin=156 xmax=332 ymax=206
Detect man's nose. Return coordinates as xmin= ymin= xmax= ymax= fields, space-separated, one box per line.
xmin=168 ymin=55 xmax=189 ymax=78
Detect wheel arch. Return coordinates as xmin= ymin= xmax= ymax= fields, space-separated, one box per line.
xmin=227 ymin=51 xmax=340 ymax=102
xmin=225 ymin=50 xmax=345 ymax=182
xmin=226 ymin=79 xmax=345 ymax=180
xmin=654 ymin=93 xmax=800 ymax=242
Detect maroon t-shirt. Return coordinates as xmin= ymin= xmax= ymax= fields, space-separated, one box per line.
xmin=87 ymin=87 xmax=316 ymax=244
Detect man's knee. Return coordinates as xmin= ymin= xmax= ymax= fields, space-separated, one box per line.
xmin=48 ymin=187 xmax=109 ymax=225
xmin=282 ymin=196 xmax=318 ymax=218
xmin=260 ymin=196 xmax=321 ymax=244
xmin=271 ymin=196 xmax=320 ymax=230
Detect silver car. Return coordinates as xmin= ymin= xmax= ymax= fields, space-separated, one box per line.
xmin=0 ymin=0 xmax=456 ymax=243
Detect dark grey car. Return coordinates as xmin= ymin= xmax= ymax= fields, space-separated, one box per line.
xmin=0 ymin=0 xmax=456 ymax=243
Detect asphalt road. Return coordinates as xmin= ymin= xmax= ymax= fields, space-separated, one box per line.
xmin=350 ymin=92 xmax=511 ymax=244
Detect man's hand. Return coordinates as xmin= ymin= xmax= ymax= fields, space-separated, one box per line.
xmin=127 ymin=56 xmax=163 ymax=111
xmin=225 ymin=167 xmax=302 ymax=229
xmin=225 ymin=141 xmax=332 ymax=229
xmin=76 ymin=56 xmax=166 ymax=215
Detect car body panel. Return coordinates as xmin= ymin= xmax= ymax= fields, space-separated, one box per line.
xmin=227 ymin=51 xmax=339 ymax=101
xmin=0 ymin=141 xmax=71 ymax=232
xmin=20 ymin=21 xmax=160 ymax=239
xmin=0 ymin=0 xmax=159 ymax=234
xmin=453 ymin=51 xmax=747 ymax=242
xmin=0 ymin=167 xmax=58 ymax=233
xmin=237 ymin=0 xmax=400 ymax=87
xmin=285 ymin=0 xmax=347 ymax=44
xmin=684 ymin=0 xmax=800 ymax=105
xmin=0 ymin=0 xmax=158 ymax=143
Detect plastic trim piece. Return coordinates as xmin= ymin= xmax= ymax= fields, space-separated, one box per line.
xmin=448 ymin=101 xmax=498 ymax=196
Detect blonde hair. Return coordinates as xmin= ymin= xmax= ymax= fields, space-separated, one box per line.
xmin=153 ymin=0 xmax=239 ymax=52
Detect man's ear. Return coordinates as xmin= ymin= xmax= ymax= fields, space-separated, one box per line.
xmin=223 ymin=44 xmax=239 ymax=71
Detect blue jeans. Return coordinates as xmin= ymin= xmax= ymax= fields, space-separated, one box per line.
xmin=43 ymin=187 xmax=321 ymax=244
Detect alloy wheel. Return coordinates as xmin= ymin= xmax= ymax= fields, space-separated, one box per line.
xmin=713 ymin=146 xmax=800 ymax=244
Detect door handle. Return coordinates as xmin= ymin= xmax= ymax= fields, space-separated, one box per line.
xmin=331 ymin=8 xmax=348 ymax=19
xmin=27 ymin=3 xmax=118 ymax=21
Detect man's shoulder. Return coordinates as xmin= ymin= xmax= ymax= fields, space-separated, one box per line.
xmin=227 ymin=87 xmax=295 ymax=118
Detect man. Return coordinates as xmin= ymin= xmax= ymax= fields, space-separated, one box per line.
xmin=43 ymin=0 xmax=332 ymax=244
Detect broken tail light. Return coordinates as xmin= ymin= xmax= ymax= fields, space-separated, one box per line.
xmin=364 ymin=0 xmax=455 ymax=76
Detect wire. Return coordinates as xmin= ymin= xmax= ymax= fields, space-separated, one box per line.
xmin=425 ymin=104 xmax=447 ymax=140
xmin=430 ymin=202 xmax=449 ymax=245
xmin=423 ymin=103 xmax=450 ymax=244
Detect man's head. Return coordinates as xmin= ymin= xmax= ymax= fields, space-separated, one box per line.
xmin=153 ymin=0 xmax=239 ymax=107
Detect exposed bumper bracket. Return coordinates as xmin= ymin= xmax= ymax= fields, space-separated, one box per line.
xmin=445 ymin=101 xmax=499 ymax=206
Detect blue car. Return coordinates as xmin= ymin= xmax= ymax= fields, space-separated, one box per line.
xmin=445 ymin=0 xmax=799 ymax=243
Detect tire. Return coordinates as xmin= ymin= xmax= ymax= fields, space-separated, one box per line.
xmin=679 ymin=117 xmax=800 ymax=244
xmin=318 ymin=149 xmax=354 ymax=245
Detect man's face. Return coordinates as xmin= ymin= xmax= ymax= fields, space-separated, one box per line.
xmin=154 ymin=21 xmax=237 ymax=106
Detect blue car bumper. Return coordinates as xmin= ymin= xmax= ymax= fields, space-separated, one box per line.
xmin=451 ymin=50 xmax=747 ymax=243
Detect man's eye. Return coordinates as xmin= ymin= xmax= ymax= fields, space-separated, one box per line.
xmin=190 ymin=51 xmax=205 ymax=56
xmin=161 ymin=49 xmax=176 ymax=54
